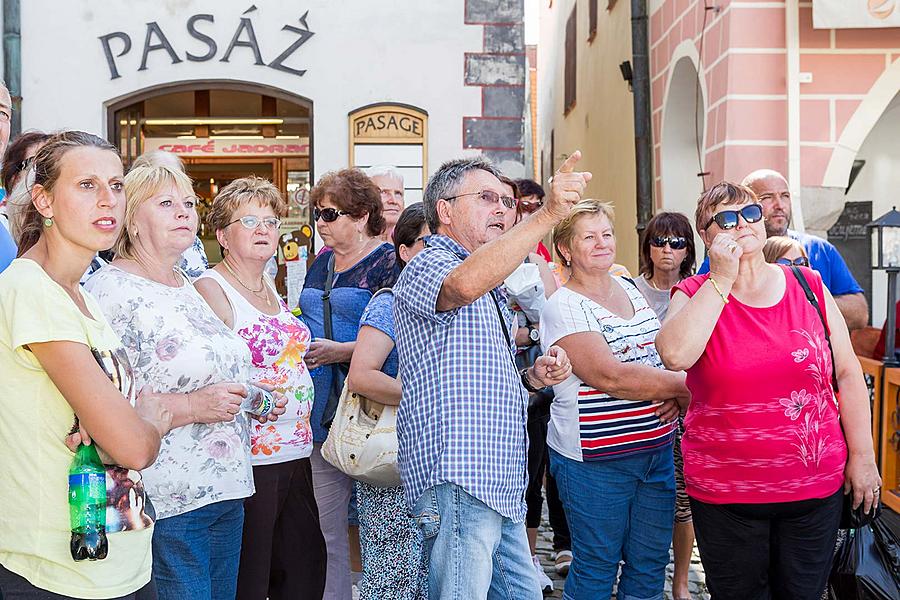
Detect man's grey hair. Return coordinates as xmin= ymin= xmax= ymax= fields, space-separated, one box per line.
xmin=741 ymin=168 xmax=787 ymax=190
xmin=423 ymin=156 xmax=502 ymax=233
xmin=364 ymin=165 xmax=404 ymax=185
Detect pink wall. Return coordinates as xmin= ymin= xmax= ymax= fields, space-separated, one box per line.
xmin=651 ymin=0 xmax=900 ymax=200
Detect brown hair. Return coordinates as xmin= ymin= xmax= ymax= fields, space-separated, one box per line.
xmin=552 ymin=199 xmax=615 ymax=264
xmin=17 ymin=131 xmax=120 ymax=256
xmin=310 ymin=168 xmax=385 ymax=237
xmin=763 ymin=235 xmax=808 ymax=264
xmin=695 ymin=181 xmax=758 ymax=232
xmin=640 ymin=212 xmax=696 ymax=280
xmin=2 ymin=130 xmax=51 ymax=192
xmin=207 ymin=175 xmax=287 ymax=234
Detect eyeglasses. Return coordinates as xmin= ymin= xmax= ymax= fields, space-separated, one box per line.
xmin=649 ymin=236 xmax=687 ymax=250
xmin=775 ymin=256 xmax=810 ymax=267
xmin=18 ymin=155 xmax=35 ymax=173
xmin=313 ymin=207 xmax=351 ymax=222
xmin=226 ymin=215 xmax=282 ymax=230
xmin=704 ymin=203 xmax=764 ymax=230
xmin=442 ymin=190 xmax=516 ymax=210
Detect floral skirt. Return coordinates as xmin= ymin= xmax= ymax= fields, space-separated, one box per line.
xmin=356 ymin=481 xmax=428 ymax=600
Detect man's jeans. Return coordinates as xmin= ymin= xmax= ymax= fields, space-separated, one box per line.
xmin=412 ymin=483 xmax=542 ymax=600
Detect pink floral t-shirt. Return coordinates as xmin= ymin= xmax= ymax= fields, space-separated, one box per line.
xmin=673 ymin=266 xmax=847 ymax=504
xmin=198 ymin=269 xmax=314 ymax=465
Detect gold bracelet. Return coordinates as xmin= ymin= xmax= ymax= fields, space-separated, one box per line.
xmin=709 ymin=277 xmax=730 ymax=304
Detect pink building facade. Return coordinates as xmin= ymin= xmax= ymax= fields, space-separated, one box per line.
xmin=650 ymin=0 xmax=900 ymax=324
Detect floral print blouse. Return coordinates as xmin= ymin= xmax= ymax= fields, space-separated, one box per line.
xmin=85 ymin=265 xmax=255 ymax=520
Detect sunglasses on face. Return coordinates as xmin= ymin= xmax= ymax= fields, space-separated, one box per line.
xmin=519 ymin=198 xmax=543 ymax=209
xmin=313 ymin=207 xmax=350 ymax=222
xmin=226 ymin=215 xmax=282 ymax=230
xmin=443 ymin=190 xmax=517 ymax=210
xmin=775 ymin=256 xmax=810 ymax=267
xmin=704 ymin=203 xmax=764 ymax=230
xmin=649 ymin=236 xmax=687 ymax=250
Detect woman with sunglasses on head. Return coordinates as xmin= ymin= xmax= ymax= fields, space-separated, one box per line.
xmin=298 ymin=168 xmax=399 ymax=600
xmin=85 ymin=164 xmax=286 ymax=600
xmin=1 ymin=130 xmax=51 ymax=228
xmin=763 ymin=235 xmax=809 ymax=268
xmin=656 ymin=183 xmax=880 ymax=600
xmin=634 ymin=211 xmax=696 ymax=600
xmin=0 ymin=131 xmax=170 ymax=599
xmin=195 ymin=176 xmax=326 ymax=600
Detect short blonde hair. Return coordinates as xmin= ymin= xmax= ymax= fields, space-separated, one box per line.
xmin=694 ymin=181 xmax=758 ymax=232
xmin=113 ymin=163 xmax=195 ymax=260
xmin=553 ymin=199 xmax=615 ymax=261
xmin=206 ymin=176 xmax=287 ymax=233
xmin=763 ymin=235 xmax=808 ymax=264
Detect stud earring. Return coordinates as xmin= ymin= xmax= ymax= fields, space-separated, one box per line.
xmin=43 ymin=217 xmax=53 ymax=227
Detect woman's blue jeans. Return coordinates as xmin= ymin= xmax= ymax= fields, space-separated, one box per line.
xmin=549 ymin=447 xmax=675 ymax=600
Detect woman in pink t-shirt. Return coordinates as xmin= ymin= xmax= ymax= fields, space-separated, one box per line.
xmin=656 ymin=182 xmax=880 ymax=600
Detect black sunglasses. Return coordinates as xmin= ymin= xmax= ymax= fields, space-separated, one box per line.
xmin=775 ymin=256 xmax=810 ymax=267
xmin=443 ymin=190 xmax=516 ymax=210
xmin=704 ymin=203 xmax=763 ymax=230
xmin=649 ymin=236 xmax=687 ymax=250
xmin=18 ymin=155 xmax=35 ymax=173
xmin=314 ymin=207 xmax=351 ymax=223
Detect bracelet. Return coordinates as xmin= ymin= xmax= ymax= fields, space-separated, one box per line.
xmin=520 ymin=368 xmax=543 ymax=393
xmin=708 ymin=277 xmax=730 ymax=304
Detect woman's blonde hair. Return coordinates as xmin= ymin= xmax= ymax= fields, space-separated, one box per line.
xmin=112 ymin=163 xmax=195 ymax=260
xmin=552 ymin=199 xmax=615 ymax=264
xmin=206 ymin=176 xmax=287 ymax=234
xmin=763 ymin=235 xmax=808 ymax=264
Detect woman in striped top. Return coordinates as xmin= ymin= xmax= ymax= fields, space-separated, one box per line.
xmin=540 ymin=200 xmax=688 ymax=600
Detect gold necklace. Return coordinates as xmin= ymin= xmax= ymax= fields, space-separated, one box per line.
xmin=222 ymin=259 xmax=272 ymax=307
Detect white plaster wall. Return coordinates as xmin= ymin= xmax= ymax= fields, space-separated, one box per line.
xmin=19 ymin=0 xmax=483 ymax=179
xmin=844 ymin=93 xmax=900 ymax=329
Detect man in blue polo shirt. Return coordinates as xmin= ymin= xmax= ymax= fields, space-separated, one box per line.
xmin=700 ymin=169 xmax=868 ymax=330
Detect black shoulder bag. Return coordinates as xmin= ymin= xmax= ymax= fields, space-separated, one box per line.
xmin=790 ymin=266 xmax=881 ymax=529
xmin=321 ymin=253 xmax=350 ymax=429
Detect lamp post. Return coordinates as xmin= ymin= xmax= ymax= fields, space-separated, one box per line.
xmin=868 ymin=206 xmax=900 ymax=368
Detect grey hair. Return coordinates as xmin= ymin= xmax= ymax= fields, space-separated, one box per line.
xmin=423 ymin=156 xmax=502 ymax=233
xmin=364 ymin=164 xmax=404 ymax=185
xmin=741 ymin=168 xmax=786 ymax=189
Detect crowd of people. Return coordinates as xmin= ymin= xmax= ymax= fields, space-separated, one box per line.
xmin=0 ymin=75 xmax=887 ymax=600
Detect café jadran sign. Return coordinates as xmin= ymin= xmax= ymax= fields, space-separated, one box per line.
xmin=98 ymin=5 xmax=314 ymax=80
xmin=143 ymin=137 xmax=310 ymax=157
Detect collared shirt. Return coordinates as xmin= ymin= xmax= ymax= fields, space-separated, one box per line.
xmin=393 ymin=234 xmax=528 ymax=521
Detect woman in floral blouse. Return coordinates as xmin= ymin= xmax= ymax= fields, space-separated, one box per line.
xmin=196 ymin=176 xmax=326 ymax=600
xmin=85 ymin=162 xmax=284 ymax=600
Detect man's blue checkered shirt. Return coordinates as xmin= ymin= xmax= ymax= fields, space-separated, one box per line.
xmin=393 ymin=235 xmax=528 ymax=522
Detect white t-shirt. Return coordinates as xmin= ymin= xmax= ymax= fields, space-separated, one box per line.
xmin=540 ymin=280 xmax=673 ymax=462
xmin=85 ymin=265 xmax=255 ymax=519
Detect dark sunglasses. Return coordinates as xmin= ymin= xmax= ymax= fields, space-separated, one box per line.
xmin=775 ymin=256 xmax=810 ymax=267
xmin=704 ymin=203 xmax=763 ymax=230
xmin=18 ymin=155 xmax=35 ymax=173
xmin=649 ymin=236 xmax=687 ymax=250
xmin=314 ymin=207 xmax=351 ymax=222
xmin=443 ymin=190 xmax=516 ymax=210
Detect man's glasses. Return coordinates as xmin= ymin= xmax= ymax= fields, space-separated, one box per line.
xmin=443 ymin=190 xmax=516 ymax=210
xmin=704 ymin=203 xmax=764 ymax=230
xmin=226 ymin=215 xmax=282 ymax=230
xmin=313 ymin=207 xmax=351 ymax=222
xmin=649 ymin=236 xmax=687 ymax=250
xmin=775 ymin=257 xmax=810 ymax=267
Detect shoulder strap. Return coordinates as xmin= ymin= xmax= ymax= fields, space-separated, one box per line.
xmin=371 ymin=287 xmax=392 ymax=300
xmin=490 ymin=290 xmax=517 ymax=367
xmin=323 ymin=253 xmax=336 ymax=340
xmin=789 ymin=266 xmax=839 ymax=392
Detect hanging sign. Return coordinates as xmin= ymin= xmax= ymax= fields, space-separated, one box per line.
xmin=813 ymin=0 xmax=900 ymax=28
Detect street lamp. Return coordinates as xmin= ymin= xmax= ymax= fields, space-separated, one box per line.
xmin=868 ymin=206 xmax=900 ymax=367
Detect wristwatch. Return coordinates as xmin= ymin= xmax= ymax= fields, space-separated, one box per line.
xmin=526 ymin=326 xmax=540 ymax=346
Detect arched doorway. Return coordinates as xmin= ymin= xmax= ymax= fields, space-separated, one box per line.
xmin=660 ymin=55 xmax=706 ymax=263
xmin=106 ymin=80 xmax=313 ymax=261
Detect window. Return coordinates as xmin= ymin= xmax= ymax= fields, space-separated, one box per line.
xmin=589 ymin=0 xmax=598 ymax=42
xmin=564 ymin=6 xmax=577 ymax=114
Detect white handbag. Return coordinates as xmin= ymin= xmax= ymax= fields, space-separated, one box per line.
xmin=320 ymin=379 xmax=401 ymax=487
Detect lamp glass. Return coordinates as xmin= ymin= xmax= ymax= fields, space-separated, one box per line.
xmin=884 ymin=225 xmax=900 ymax=268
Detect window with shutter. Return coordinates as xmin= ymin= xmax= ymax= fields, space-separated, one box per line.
xmin=564 ymin=6 xmax=577 ymax=114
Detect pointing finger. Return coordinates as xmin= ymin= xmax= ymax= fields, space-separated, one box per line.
xmin=556 ymin=150 xmax=582 ymax=174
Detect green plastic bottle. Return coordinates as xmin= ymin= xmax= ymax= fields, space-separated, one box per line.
xmin=68 ymin=443 xmax=108 ymax=561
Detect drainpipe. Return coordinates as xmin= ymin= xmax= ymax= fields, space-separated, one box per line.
xmin=3 ymin=0 xmax=21 ymax=139
xmin=631 ymin=0 xmax=654 ymax=238
xmin=786 ymin=0 xmax=804 ymax=232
